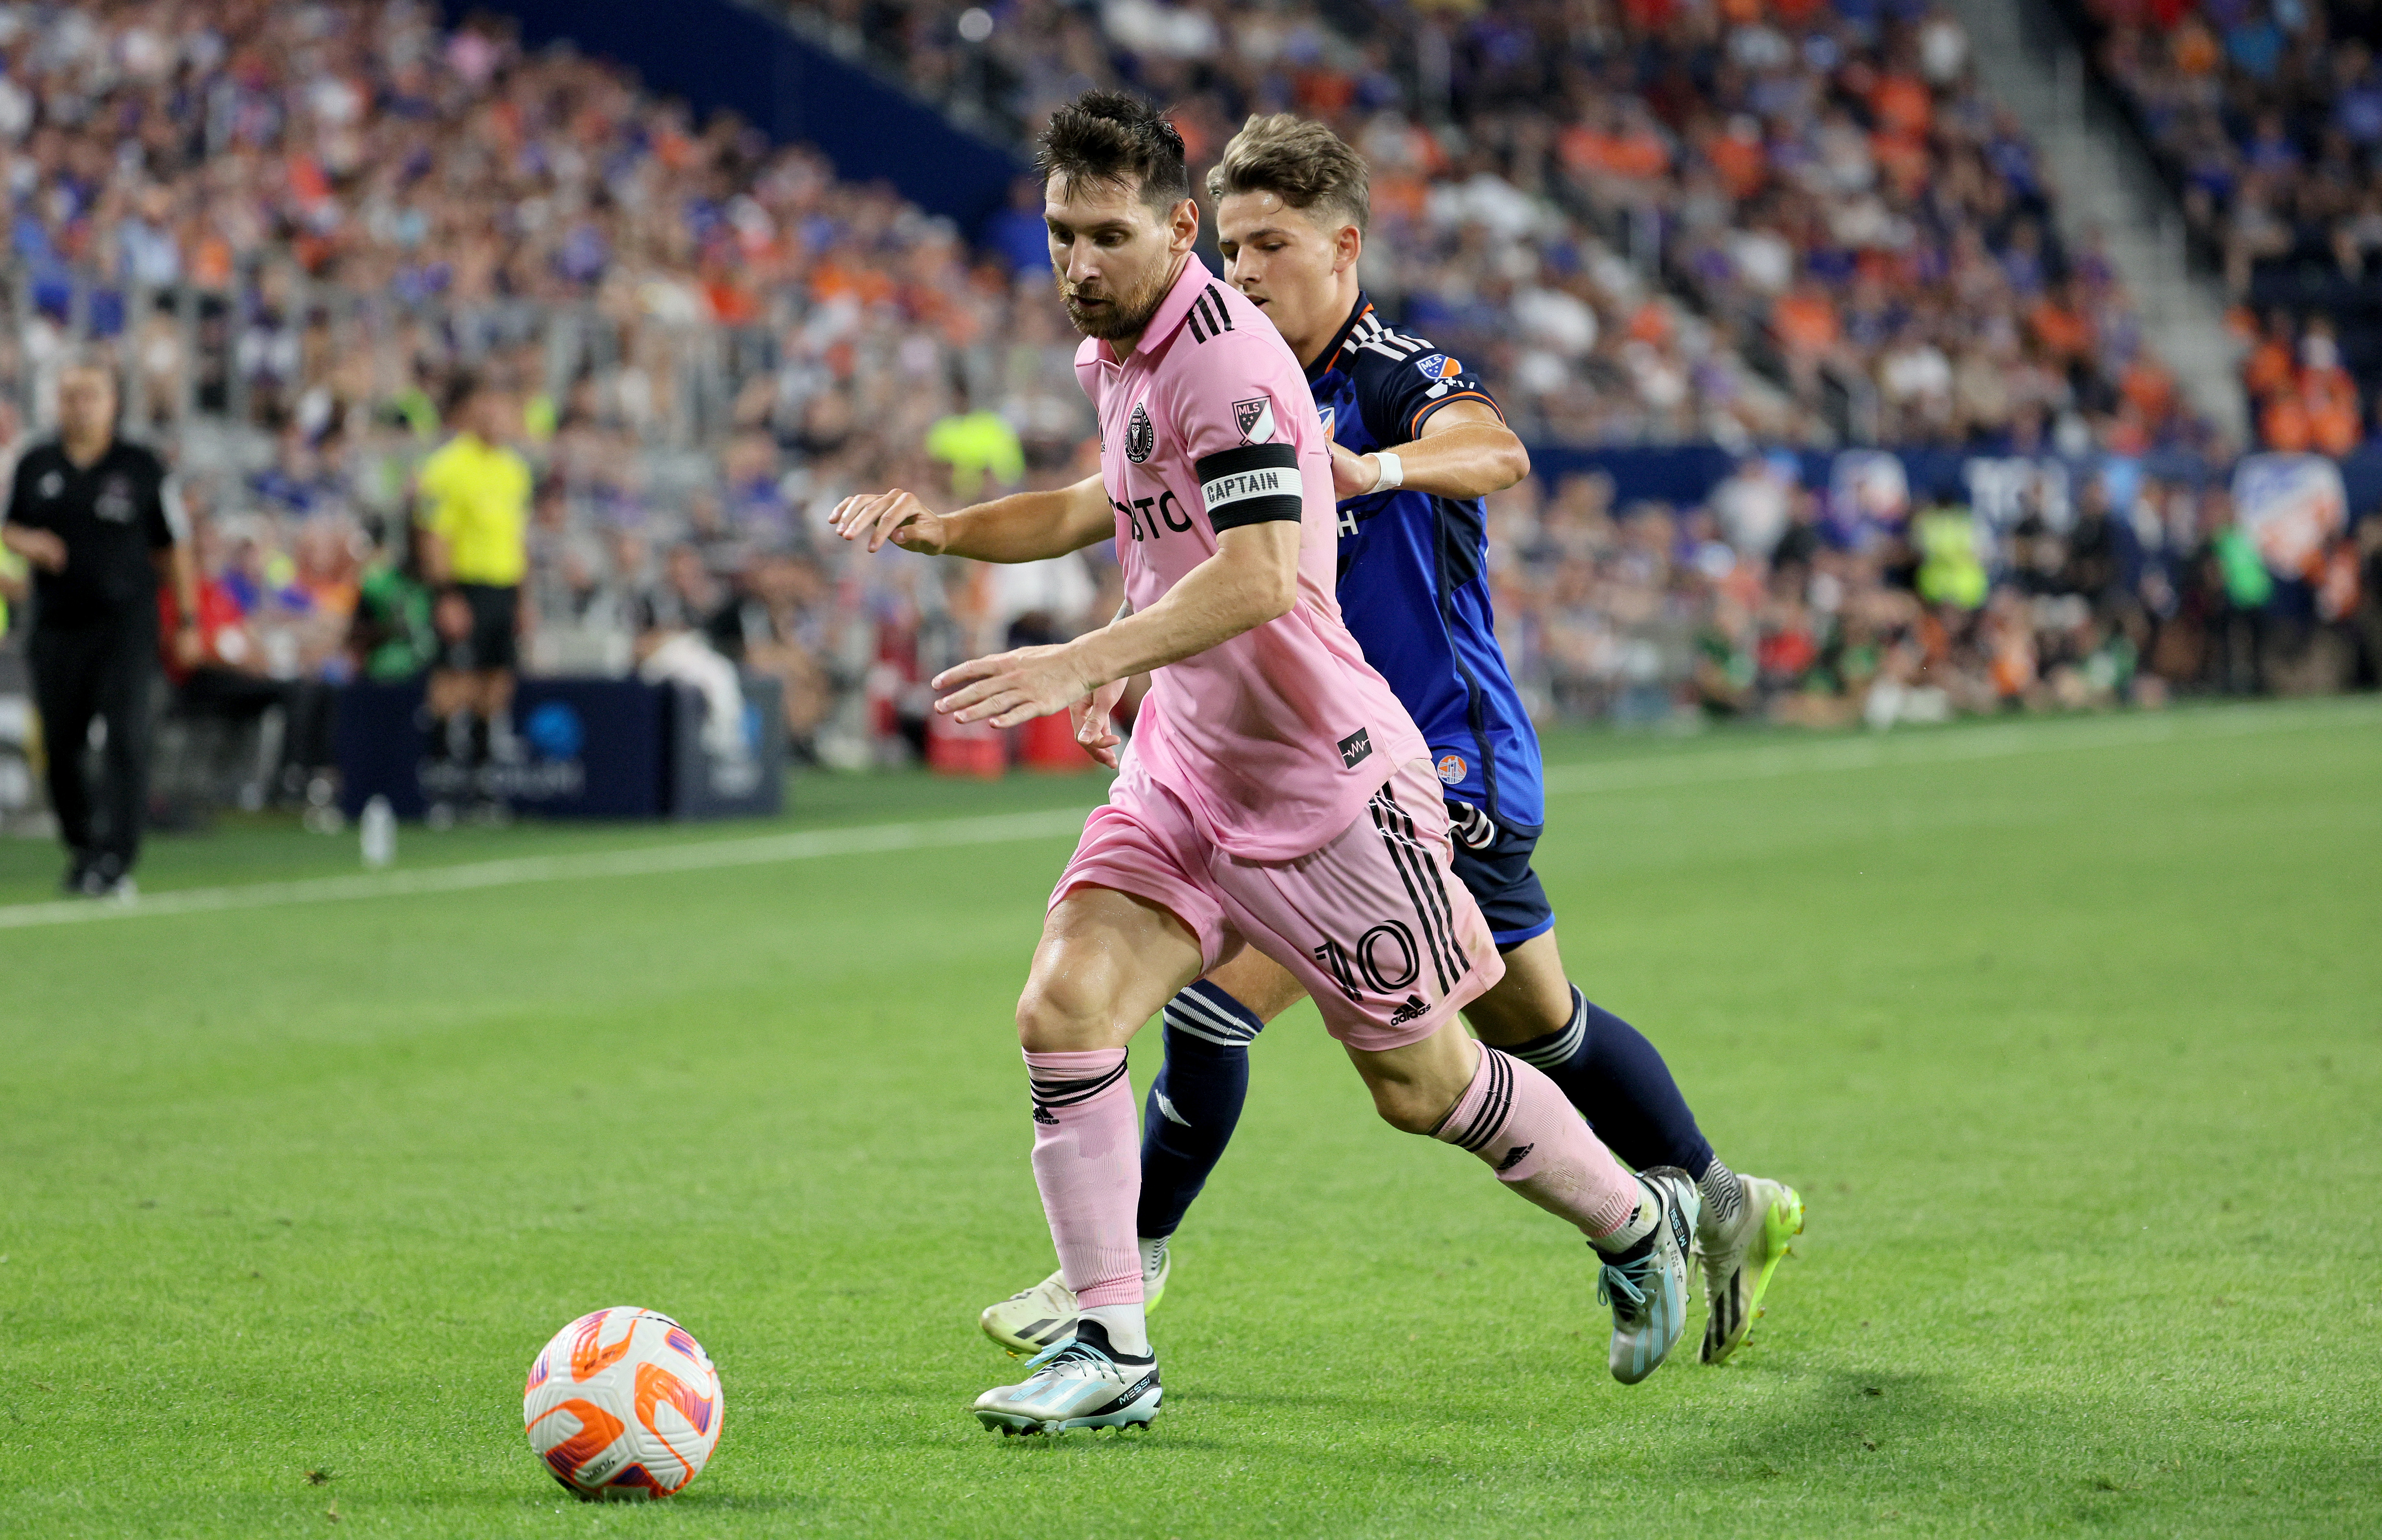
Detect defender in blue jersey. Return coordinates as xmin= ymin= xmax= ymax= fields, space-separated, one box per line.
xmin=983 ymin=114 xmax=1803 ymax=1375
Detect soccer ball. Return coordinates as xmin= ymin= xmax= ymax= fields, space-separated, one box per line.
xmin=524 ymin=1307 xmax=723 ymax=1500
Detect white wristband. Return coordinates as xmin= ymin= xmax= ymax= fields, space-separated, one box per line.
xmin=1371 ymin=450 xmax=1404 ymax=492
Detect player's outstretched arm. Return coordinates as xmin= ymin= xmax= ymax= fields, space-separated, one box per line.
xmin=933 ymin=521 xmax=1299 ymax=729
xmin=1327 ymin=398 xmax=1530 ymax=502
xmin=829 ymin=474 xmax=1113 ymax=563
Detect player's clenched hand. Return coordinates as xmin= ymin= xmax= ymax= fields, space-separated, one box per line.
xmin=933 ymin=644 xmax=1095 ymax=729
xmin=1070 ymin=676 xmax=1128 ymax=769
xmin=1327 ymin=438 xmax=1382 ymax=502
xmin=829 ymin=489 xmax=948 ymax=554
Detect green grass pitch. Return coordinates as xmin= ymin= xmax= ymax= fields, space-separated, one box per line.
xmin=1 ymin=699 xmax=2376 ymax=1537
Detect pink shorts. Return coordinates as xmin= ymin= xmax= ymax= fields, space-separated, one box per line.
xmin=1051 ymin=756 xmax=1505 ymax=1052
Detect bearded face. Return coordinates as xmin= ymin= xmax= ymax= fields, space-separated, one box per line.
xmin=1055 ymin=257 xmax=1173 ymax=342
xmin=1044 ymin=173 xmax=1189 ymax=345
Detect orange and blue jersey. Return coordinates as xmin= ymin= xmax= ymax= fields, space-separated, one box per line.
xmin=1307 ymin=294 xmax=1544 ymax=831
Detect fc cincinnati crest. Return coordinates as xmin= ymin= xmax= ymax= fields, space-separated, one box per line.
xmin=1123 ymin=401 xmax=1154 ymax=464
xmin=1233 ymin=395 xmax=1277 ymax=444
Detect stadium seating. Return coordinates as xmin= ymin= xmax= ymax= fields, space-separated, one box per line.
xmin=0 ymin=0 xmax=2369 ymax=825
xmin=2071 ymin=0 xmax=2382 ymax=444
xmin=799 ymin=0 xmax=2200 ymax=458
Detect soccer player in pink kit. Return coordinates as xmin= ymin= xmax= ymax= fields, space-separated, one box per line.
xmin=832 ymin=92 xmax=1701 ymax=1435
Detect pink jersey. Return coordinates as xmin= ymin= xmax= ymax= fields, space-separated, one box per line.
xmin=1075 ymin=256 xmax=1426 ymax=862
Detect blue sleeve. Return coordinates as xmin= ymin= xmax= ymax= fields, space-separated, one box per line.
xmin=1351 ymin=340 xmax=1505 ymax=448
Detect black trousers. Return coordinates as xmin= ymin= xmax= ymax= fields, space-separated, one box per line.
xmin=31 ymin=624 xmax=158 ymax=870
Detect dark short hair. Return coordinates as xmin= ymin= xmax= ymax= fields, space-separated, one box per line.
xmin=1208 ymin=113 xmax=1370 ymax=233
xmin=1035 ymin=89 xmax=1191 ymax=215
xmin=442 ymin=370 xmax=487 ymax=421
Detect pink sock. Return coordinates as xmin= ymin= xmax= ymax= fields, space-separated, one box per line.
xmin=1432 ymin=1044 xmax=1640 ymax=1238
xmin=1023 ymin=1049 xmax=1144 ymax=1308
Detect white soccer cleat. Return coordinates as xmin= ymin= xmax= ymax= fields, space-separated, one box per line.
xmin=1598 ymin=1167 xmax=1700 ymax=1385
xmin=978 ymin=1240 xmax=1170 ymax=1357
xmin=979 ymin=1271 xmax=1077 ymax=1357
xmin=1699 ymin=1174 xmax=1805 ymax=1365
xmin=971 ymin=1321 xmax=1161 ymax=1435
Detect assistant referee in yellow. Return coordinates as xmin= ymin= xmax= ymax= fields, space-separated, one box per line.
xmin=415 ymin=372 xmax=531 ymax=814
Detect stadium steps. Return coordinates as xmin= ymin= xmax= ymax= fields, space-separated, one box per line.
xmin=1946 ymin=0 xmax=2248 ymax=439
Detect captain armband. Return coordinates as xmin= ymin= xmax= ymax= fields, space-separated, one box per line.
xmin=1193 ymin=444 xmax=1303 ymax=532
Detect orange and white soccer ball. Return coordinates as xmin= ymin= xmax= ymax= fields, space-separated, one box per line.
xmin=523 ymin=1307 xmax=723 ymax=1500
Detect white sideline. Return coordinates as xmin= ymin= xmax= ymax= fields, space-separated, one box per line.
xmin=0 ymin=808 xmax=1094 ymax=932
xmin=0 ymin=699 xmax=2371 ymax=932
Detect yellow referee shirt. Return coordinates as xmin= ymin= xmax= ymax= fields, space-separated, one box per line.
xmin=417 ymin=434 xmax=531 ymax=586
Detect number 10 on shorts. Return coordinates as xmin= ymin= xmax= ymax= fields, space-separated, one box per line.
xmin=1313 ymin=920 xmax=1421 ymax=1003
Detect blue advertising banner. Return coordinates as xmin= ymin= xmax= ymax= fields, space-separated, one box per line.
xmin=1527 ymin=442 xmax=2382 ymax=522
xmin=336 ymin=675 xmax=787 ymax=821
xmin=664 ymin=674 xmax=787 ymax=822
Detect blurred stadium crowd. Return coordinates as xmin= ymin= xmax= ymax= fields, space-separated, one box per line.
xmin=825 ymin=0 xmax=2207 ymax=456
xmin=2071 ymin=0 xmax=2382 ymax=447
xmin=0 ymin=0 xmax=2376 ymax=813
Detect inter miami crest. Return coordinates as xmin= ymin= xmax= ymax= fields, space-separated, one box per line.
xmin=1233 ymin=396 xmax=1277 ymax=444
xmin=1124 ymin=401 xmax=1154 ymax=463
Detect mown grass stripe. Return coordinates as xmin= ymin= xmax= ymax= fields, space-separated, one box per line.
xmin=1 ymin=699 xmax=2369 ymax=931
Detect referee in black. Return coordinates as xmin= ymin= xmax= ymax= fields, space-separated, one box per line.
xmin=1 ymin=357 xmax=200 ymax=897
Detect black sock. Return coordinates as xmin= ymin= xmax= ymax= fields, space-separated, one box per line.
xmin=1068 ymin=1318 xmax=1153 ymax=1363
xmin=1506 ymin=986 xmax=1716 ymax=1175
xmin=1135 ymin=982 xmax=1265 ymax=1241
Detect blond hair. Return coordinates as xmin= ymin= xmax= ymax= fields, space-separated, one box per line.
xmin=1206 ymin=113 xmax=1369 ymax=233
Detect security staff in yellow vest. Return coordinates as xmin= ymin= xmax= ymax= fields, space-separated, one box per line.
xmin=1915 ymin=500 xmax=1989 ymax=611
xmin=414 ymin=373 xmax=531 ymax=815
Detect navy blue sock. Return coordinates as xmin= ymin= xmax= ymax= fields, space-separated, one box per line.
xmin=1135 ymin=981 xmax=1266 ymax=1240
xmin=1509 ymin=986 xmax=1716 ymax=1179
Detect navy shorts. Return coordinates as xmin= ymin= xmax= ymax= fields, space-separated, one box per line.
xmin=1444 ymin=800 xmax=1555 ymax=950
